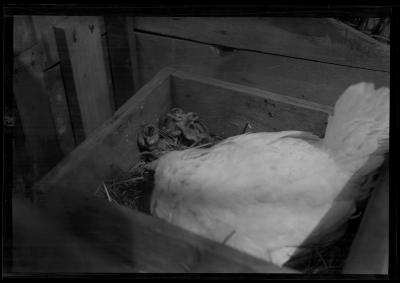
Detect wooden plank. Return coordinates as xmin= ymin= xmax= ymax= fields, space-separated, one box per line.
xmin=172 ymin=71 xmax=331 ymax=138
xmin=54 ymin=24 xmax=85 ymax=145
xmin=101 ymin=33 xmax=116 ymax=112
xmin=13 ymin=16 xmax=37 ymax=56
xmin=53 ymin=16 xmax=113 ymax=136
xmin=136 ymin=32 xmax=389 ymax=107
xmin=13 ymin=186 xmax=297 ymax=273
xmin=104 ymin=16 xmax=135 ymax=110
xmin=43 ymin=65 xmax=76 ymax=155
xmin=13 ymin=46 xmax=63 ymax=180
xmin=126 ymin=17 xmax=142 ymax=92
xmin=343 ymin=166 xmax=389 ymax=274
xmin=135 ymin=17 xmax=390 ymax=72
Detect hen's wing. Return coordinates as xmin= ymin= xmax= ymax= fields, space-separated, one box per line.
xmin=152 ymin=131 xmax=354 ymax=265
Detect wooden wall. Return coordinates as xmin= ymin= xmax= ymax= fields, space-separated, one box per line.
xmin=12 ymin=16 xmax=139 ymax=186
xmin=134 ymin=17 xmax=389 ymax=106
xmin=11 ymin=16 xmax=390 ymax=189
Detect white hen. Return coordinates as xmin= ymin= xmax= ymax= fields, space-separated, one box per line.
xmin=150 ymin=82 xmax=389 ymax=266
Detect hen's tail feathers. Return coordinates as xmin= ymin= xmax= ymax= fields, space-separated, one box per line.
xmin=323 ymin=82 xmax=389 ymax=179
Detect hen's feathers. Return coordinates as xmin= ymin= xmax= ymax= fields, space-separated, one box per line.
xmin=323 ymin=82 xmax=389 ymax=201
xmin=323 ymin=83 xmax=389 ymax=175
xmin=152 ymin=132 xmax=353 ymax=265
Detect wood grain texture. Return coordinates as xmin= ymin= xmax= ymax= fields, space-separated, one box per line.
xmin=44 ymin=65 xmax=76 ymax=156
xmin=343 ymin=166 xmax=389 ymax=274
xmin=136 ymin=32 xmax=389 ymax=107
xmin=53 ymin=16 xmax=113 ymax=136
xmin=172 ymin=71 xmax=331 ymax=138
xmin=135 ymin=17 xmax=390 ymax=72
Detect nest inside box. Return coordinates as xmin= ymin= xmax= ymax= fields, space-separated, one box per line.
xmin=94 ymin=107 xmax=226 ymax=213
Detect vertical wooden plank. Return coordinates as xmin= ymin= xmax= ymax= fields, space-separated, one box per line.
xmin=44 ymin=65 xmax=76 ymax=155
xmin=53 ymin=25 xmax=85 ymax=145
xmin=54 ymin=16 xmax=113 ymax=136
xmin=13 ymin=47 xmax=63 ymax=180
xmin=101 ymin=33 xmax=116 ymax=111
xmin=104 ymin=16 xmax=138 ymax=110
xmin=126 ymin=17 xmax=141 ymax=93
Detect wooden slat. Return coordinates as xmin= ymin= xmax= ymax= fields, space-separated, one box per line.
xmin=135 ymin=17 xmax=390 ymax=72
xmin=53 ymin=16 xmax=113 ymax=136
xmin=44 ymin=65 xmax=76 ymax=155
xmin=126 ymin=17 xmax=142 ymax=92
xmin=136 ymin=32 xmax=389 ymax=107
xmin=343 ymin=167 xmax=389 ymax=274
xmin=54 ymin=24 xmax=85 ymax=145
xmin=104 ymin=16 xmax=136 ymax=110
xmin=13 ymin=185 xmax=297 ymax=273
xmin=172 ymin=71 xmax=331 ymax=138
xmin=13 ymin=46 xmax=63 ymax=180
xmin=101 ymin=32 xmax=116 ymax=111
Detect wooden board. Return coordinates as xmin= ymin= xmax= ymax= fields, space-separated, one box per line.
xmin=104 ymin=16 xmax=136 ymax=110
xmin=13 ymin=46 xmax=63 ymax=180
xmin=54 ymin=16 xmax=113 ymax=136
xmin=136 ymin=32 xmax=389 ymax=107
xmin=101 ymin=32 xmax=116 ymax=111
xmin=14 ymin=185 xmax=296 ymax=273
xmin=126 ymin=17 xmax=142 ymax=92
xmin=135 ymin=17 xmax=390 ymax=72
xmin=172 ymin=71 xmax=331 ymax=138
xmin=44 ymin=65 xmax=76 ymax=155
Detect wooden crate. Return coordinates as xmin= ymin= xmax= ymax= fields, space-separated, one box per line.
xmin=31 ymin=67 xmax=388 ymax=274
